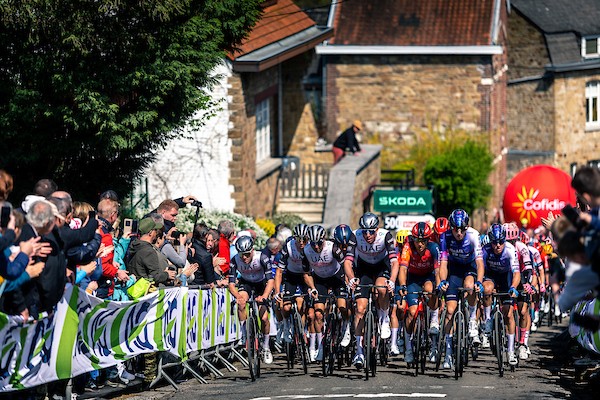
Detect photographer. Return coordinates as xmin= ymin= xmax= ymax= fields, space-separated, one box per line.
xmin=188 ymin=223 xmax=216 ymax=287
xmin=145 ymin=195 xmax=201 ymax=234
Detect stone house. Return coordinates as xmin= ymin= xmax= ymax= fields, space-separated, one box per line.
xmin=507 ymin=0 xmax=600 ymax=178
xmin=141 ymin=0 xmax=333 ymax=217
xmin=316 ymin=0 xmax=509 ymax=217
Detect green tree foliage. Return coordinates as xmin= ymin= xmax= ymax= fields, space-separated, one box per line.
xmin=0 ymin=0 xmax=262 ymax=201
xmin=423 ymin=140 xmax=493 ymax=217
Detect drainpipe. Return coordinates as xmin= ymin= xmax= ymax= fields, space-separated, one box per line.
xmin=278 ymin=63 xmax=283 ymax=156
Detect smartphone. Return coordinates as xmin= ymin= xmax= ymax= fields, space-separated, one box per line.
xmin=131 ymin=219 xmax=139 ymax=235
xmin=0 ymin=206 xmax=11 ymax=228
xmin=123 ymin=218 xmax=133 ymax=236
xmin=562 ymin=204 xmax=584 ymax=229
xmin=88 ymin=210 xmax=96 ymax=220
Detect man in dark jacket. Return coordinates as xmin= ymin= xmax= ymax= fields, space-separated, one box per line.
xmin=332 ymin=120 xmax=362 ymax=164
xmin=189 ymin=223 xmax=216 ymax=286
xmin=127 ymin=217 xmax=176 ymax=285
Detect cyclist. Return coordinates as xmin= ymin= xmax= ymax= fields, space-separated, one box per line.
xmin=526 ymin=233 xmax=545 ymax=335
xmin=303 ymin=225 xmax=349 ymax=362
xmin=228 ymin=236 xmax=275 ymax=364
xmin=273 ymin=224 xmax=311 ymax=344
xmin=345 ymin=212 xmax=398 ymax=369
xmin=332 ymin=224 xmax=356 ymax=347
xmin=505 ymin=223 xmax=536 ymax=361
xmin=438 ymin=209 xmax=484 ymax=369
xmin=546 ymin=241 xmax=566 ymax=318
xmin=398 ymin=222 xmax=441 ymax=364
xmin=390 ymin=229 xmax=411 ymax=356
xmin=432 ymin=217 xmax=450 ymax=246
xmin=481 ymin=223 xmax=520 ymax=365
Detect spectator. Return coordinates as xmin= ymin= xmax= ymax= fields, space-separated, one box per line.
xmin=19 ymin=178 xmax=58 ymax=214
xmin=147 ymin=195 xmax=199 ymax=234
xmin=217 ymin=219 xmax=235 ymax=276
xmin=127 ymin=217 xmax=175 ymax=286
xmin=188 ymin=224 xmax=216 ymax=287
xmin=96 ymin=198 xmax=128 ymax=299
xmin=0 ymin=170 xmax=13 ymax=201
xmin=332 ymin=120 xmax=362 ymax=164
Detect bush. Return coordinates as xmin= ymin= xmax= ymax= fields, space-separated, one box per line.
xmin=255 ymin=218 xmax=276 ymax=237
xmin=272 ymin=213 xmax=306 ymax=229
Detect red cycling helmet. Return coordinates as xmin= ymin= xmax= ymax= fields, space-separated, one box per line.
xmin=434 ymin=217 xmax=449 ymax=235
xmin=412 ymin=222 xmax=433 ymax=240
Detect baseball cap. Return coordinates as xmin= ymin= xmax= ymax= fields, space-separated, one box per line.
xmin=138 ymin=217 xmax=163 ymax=235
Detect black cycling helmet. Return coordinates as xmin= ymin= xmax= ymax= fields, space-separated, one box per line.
xmin=307 ymin=225 xmax=326 ymax=243
xmin=359 ymin=212 xmax=379 ymax=230
xmin=333 ymin=224 xmax=353 ymax=246
xmin=235 ymin=235 xmax=254 ymax=253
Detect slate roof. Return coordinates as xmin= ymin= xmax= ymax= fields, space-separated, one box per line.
xmin=512 ymin=0 xmax=600 ymax=68
xmin=331 ymin=0 xmax=496 ymax=46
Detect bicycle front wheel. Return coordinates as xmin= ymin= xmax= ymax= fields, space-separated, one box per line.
xmin=493 ymin=312 xmax=504 ymax=377
xmin=247 ymin=316 xmax=259 ymax=381
xmin=294 ymin=310 xmax=308 ymax=375
xmin=454 ymin=311 xmax=464 ymax=380
xmin=364 ymin=311 xmax=374 ymax=380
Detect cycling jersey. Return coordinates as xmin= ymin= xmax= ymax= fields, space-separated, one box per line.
xmin=527 ymin=244 xmax=543 ymax=274
xmin=513 ymin=240 xmax=533 ymax=273
xmin=400 ymin=239 xmax=440 ymax=276
xmin=229 ymin=251 xmax=273 ymax=284
xmin=279 ymin=238 xmax=308 ymax=275
xmin=482 ymin=241 xmax=519 ymax=275
xmin=303 ymin=240 xmax=344 ymax=279
xmin=440 ymin=227 xmax=482 ymax=265
xmin=345 ymin=228 xmax=397 ymax=265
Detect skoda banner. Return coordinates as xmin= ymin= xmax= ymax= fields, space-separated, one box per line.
xmin=373 ymin=189 xmax=433 ymax=214
xmin=502 ymin=164 xmax=576 ymax=229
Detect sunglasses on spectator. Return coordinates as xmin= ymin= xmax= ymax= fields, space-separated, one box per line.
xmin=311 ymin=239 xmax=325 ymax=247
xmin=363 ymin=229 xmax=377 ymax=235
xmin=241 ymin=251 xmax=253 ymax=257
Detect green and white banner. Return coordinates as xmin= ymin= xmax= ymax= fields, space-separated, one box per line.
xmin=0 ymin=285 xmax=240 ymax=392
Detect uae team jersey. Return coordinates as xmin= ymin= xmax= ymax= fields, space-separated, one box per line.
xmin=303 ymin=240 xmax=344 ymax=279
xmin=482 ymin=241 xmax=519 ymax=274
xmin=229 ymin=251 xmax=273 ymax=283
xmin=440 ymin=227 xmax=483 ymax=264
xmin=400 ymin=240 xmax=440 ymax=276
xmin=345 ymin=229 xmax=397 ymax=264
xmin=278 ymin=238 xmax=308 ymax=274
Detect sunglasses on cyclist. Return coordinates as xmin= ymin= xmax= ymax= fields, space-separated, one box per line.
xmin=414 ymin=237 xmax=428 ymax=244
xmin=296 ymin=235 xmax=309 ymax=243
xmin=491 ymin=239 xmax=505 ymax=245
xmin=363 ymin=229 xmax=377 ymax=235
xmin=240 ymin=251 xmax=253 ymax=257
xmin=311 ymin=239 xmax=325 ymax=247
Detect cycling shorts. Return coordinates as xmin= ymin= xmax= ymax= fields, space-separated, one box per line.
xmin=405 ymin=272 xmax=436 ymax=307
xmin=354 ymin=258 xmax=391 ymax=299
xmin=483 ymin=270 xmax=514 ymax=305
xmin=445 ymin=260 xmax=477 ymax=302
xmin=313 ymin=269 xmax=348 ymax=302
xmin=282 ymin=271 xmax=307 ymax=301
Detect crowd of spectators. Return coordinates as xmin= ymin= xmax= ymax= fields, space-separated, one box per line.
xmin=0 ymin=170 xmax=256 ymax=399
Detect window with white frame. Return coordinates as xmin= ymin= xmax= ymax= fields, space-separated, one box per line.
xmin=582 ymin=36 xmax=600 ymax=58
xmin=255 ymin=98 xmax=271 ymax=164
xmin=586 ymin=81 xmax=600 ymax=129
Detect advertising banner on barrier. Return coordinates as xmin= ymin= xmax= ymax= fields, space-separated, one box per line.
xmin=0 ymin=285 xmax=240 ymax=392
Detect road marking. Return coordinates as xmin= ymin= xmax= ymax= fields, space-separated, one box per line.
xmin=460 ymin=386 xmax=495 ymax=389
xmin=249 ymin=394 xmax=447 ymax=400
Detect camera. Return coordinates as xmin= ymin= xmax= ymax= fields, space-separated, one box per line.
xmin=190 ymin=200 xmax=203 ymax=208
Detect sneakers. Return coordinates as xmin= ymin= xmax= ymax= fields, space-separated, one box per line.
xmin=310 ymin=349 xmax=318 ymax=362
xmin=554 ymin=304 xmax=561 ymax=317
xmin=526 ymin=345 xmax=531 ymax=355
xmin=380 ymin=320 xmax=391 ymax=339
xmin=508 ymin=351 xmax=518 ymax=366
xmin=341 ymin=323 xmax=351 ymax=347
xmin=442 ymin=354 xmax=453 ymax=369
xmin=484 ymin=319 xmax=493 ymax=335
xmin=518 ymin=345 xmax=528 ymax=360
xmin=261 ymin=348 xmax=273 ymax=364
xmin=531 ymin=322 xmax=538 ymax=332
xmin=352 ymin=353 xmax=365 ymax=370
xmin=390 ymin=344 xmax=400 ymax=356
xmin=533 ymin=311 xmax=540 ymax=324
xmin=429 ymin=320 xmax=440 ymax=335
xmin=404 ymin=347 xmax=414 ymax=364
xmin=542 ymin=300 xmax=550 ymax=314
xmin=428 ymin=348 xmax=438 ymax=363
xmin=468 ymin=319 xmax=479 ymax=338
xmin=481 ymin=334 xmax=490 ymax=349
xmin=119 ymin=369 xmax=136 ymax=382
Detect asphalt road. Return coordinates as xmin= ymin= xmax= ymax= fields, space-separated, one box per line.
xmin=107 ymin=316 xmax=596 ymax=400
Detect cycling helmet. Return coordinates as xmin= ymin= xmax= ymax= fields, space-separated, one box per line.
xmin=396 ymin=229 xmax=411 ymax=246
xmin=487 ymin=223 xmax=506 ymax=243
xmin=480 ymin=234 xmax=490 ymax=246
xmin=411 ymin=222 xmax=433 ymax=240
xmin=293 ymin=223 xmax=309 ymax=238
xmin=503 ymin=223 xmax=519 ymax=241
xmin=434 ymin=217 xmax=450 ymax=235
xmin=235 ymin=235 xmax=254 ymax=253
xmin=541 ymin=243 xmax=554 ymax=255
xmin=448 ymin=209 xmax=469 ymax=229
xmin=359 ymin=212 xmax=379 ymax=229
xmin=333 ymin=224 xmax=353 ymax=246
xmin=519 ymin=231 xmax=530 ymax=244
xmin=307 ymin=225 xmax=326 ymax=243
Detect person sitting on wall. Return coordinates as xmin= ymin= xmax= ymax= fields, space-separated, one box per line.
xmin=332 ymin=120 xmax=362 ymax=165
